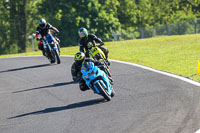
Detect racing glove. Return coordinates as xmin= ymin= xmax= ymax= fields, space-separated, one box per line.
xmin=99 ymin=42 xmax=104 ymax=46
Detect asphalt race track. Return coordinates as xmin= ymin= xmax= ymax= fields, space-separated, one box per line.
xmin=0 ymin=56 xmax=200 ymax=133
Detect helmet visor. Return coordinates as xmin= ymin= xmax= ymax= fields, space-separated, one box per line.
xmin=40 ymin=24 xmax=45 ymax=28
xmin=79 ymin=32 xmax=85 ymax=38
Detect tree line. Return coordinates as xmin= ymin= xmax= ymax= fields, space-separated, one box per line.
xmin=0 ymin=0 xmax=200 ymax=55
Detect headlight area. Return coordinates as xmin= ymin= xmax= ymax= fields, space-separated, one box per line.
xmin=84 ymin=71 xmax=95 ymax=80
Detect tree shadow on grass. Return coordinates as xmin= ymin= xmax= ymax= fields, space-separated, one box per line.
xmin=8 ymin=98 xmax=106 ymax=119
xmin=13 ymin=81 xmax=77 ymax=93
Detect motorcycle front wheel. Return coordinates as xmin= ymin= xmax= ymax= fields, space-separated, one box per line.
xmin=46 ymin=49 xmax=55 ymax=64
xmin=54 ymin=49 xmax=61 ymax=64
xmin=94 ymin=81 xmax=111 ymax=101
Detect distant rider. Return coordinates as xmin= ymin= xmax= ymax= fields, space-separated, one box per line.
xmin=35 ymin=18 xmax=60 ymax=56
xmin=71 ymin=52 xmax=113 ymax=91
xmin=78 ymin=27 xmax=110 ymax=63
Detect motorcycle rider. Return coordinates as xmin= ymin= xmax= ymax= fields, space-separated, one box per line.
xmin=35 ymin=18 xmax=60 ymax=56
xmin=71 ymin=52 xmax=113 ymax=91
xmin=78 ymin=27 xmax=110 ymax=64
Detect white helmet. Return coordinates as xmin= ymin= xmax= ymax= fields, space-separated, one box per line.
xmin=38 ymin=18 xmax=47 ymax=29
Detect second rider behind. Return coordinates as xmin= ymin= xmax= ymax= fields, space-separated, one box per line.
xmin=78 ymin=27 xmax=109 ymax=63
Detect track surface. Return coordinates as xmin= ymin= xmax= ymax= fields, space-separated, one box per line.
xmin=0 ymin=56 xmax=200 ymax=133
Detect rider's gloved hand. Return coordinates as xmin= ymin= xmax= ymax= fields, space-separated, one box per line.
xmin=99 ymin=42 xmax=104 ymax=46
xmin=54 ymin=31 xmax=59 ymax=36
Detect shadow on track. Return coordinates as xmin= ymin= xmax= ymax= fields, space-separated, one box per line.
xmin=13 ymin=81 xmax=77 ymax=93
xmin=8 ymin=98 xmax=106 ymax=119
xmin=0 ymin=64 xmax=53 ymax=73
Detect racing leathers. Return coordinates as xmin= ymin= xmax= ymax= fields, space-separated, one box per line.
xmin=71 ymin=58 xmax=112 ymax=91
xmin=35 ymin=23 xmax=60 ymax=56
xmin=78 ymin=34 xmax=109 ymax=58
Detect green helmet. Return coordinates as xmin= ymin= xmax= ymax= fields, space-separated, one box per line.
xmin=74 ymin=52 xmax=85 ymax=65
xmin=78 ymin=27 xmax=88 ymax=38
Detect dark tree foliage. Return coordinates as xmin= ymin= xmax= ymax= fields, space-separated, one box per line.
xmin=37 ymin=0 xmax=120 ymax=46
xmin=0 ymin=0 xmax=199 ymax=54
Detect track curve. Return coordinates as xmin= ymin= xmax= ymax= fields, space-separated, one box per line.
xmin=0 ymin=56 xmax=200 ymax=133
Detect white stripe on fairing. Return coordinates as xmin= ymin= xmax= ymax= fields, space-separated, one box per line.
xmin=1 ymin=55 xmax=200 ymax=87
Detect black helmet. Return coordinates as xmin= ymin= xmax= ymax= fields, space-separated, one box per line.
xmin=74 ymin=52 xmax=85 ymax=65
xmin=39 ymin=18 xmax=47 ymax=29
xmin=78 ymin=27 xmax=88 ymax=38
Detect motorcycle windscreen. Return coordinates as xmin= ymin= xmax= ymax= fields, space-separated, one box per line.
xmin=46 ymin=34 xmax=55 ymax=43
xmin=81 ymin=62 xmax=94 ymax=72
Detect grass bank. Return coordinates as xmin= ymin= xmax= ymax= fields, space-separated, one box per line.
xmin=1 ymin=34 xmax=200 ymax=82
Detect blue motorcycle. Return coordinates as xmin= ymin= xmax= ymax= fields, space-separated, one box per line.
xmin=41 ymin=34 xmax=61 ymax=64
xmin=81 ymin=62 xmax=115 ymax=101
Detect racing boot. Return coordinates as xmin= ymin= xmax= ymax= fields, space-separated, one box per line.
xmin=79 ymin=80 xmax=90 ymax=91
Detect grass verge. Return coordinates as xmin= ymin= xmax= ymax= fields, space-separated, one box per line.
xmin=1 ymin=34 xmax=200 ymax=82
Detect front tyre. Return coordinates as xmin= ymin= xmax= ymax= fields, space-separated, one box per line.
xmin=49 ymin=58 xmax=55 ymax=64
xmin=94 ymin=81 xmax=111 ymax=101
xmin=54 ymin=49 xmax=61 ymax=64
xmin=111 ymin=87 xmax=115 ymax=97
xmin=46 ymin=48 xmax=55 ymax=63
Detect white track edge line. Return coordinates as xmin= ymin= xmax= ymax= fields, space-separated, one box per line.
xmin=1 ymin=55 xmax=200 ymax=87
xmin=109 ymin=59 xmax=200 ymax=87
xmin=195 ymin=129 xmax=200 ymax=133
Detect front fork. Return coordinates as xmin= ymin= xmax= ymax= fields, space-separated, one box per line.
xmin=53 ymin=41 xmax=60 ymax=55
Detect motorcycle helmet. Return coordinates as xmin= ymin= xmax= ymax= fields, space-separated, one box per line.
xmin=78 ymin=27 xmax=88 ymax=38
xmin=74 ymin=52 xmax=85 ymax=65
xmin=39 ymin=18 xmax=47 ymax=29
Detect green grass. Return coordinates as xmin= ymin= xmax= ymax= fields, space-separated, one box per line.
xmin=105 ymin=34 xmax=200 ymax=82
xmin=1 ymin=34 xmax=200 ymax=82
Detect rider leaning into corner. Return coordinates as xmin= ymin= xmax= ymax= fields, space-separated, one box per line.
xmin=35 ymin=18 xmax=60 ymax=56
xmin=77 ymin=27 xmax=110 ymax=64
xmin=71 ymin=52 xmax=113 ymax=91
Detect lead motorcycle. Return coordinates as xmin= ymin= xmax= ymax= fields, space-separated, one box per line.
xmin=41 ymin=34 xmax=61 ymax=64
xmin=81 ymin=61 xmax=115 ymax=101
